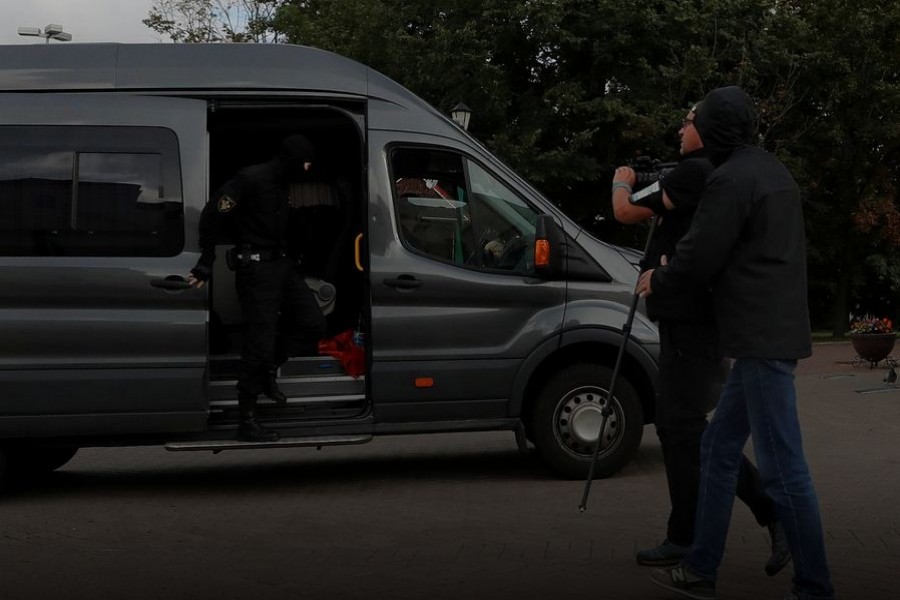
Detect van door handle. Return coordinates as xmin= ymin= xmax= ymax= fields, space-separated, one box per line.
xmin=382 ymin=275 xmax=423 ymax=290
xmin=150 ymin=276 xmax=192 ymax=291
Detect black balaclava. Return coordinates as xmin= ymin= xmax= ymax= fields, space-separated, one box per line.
xmin=277 ymin=134 xmax=317 ymax=179
xmin=694 ymin=86 xmax=757 ymax=166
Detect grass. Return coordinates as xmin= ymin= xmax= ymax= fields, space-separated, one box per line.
xmin=811 ymin=330 xmax=850 ymax=342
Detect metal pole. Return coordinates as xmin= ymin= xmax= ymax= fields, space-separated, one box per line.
xmin=579 ymin=216 xmax=658 ymax=512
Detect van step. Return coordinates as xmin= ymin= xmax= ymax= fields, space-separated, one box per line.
xmin=209 ymin=394 xmax=365 ymax=410
xmin=208 ymin=379 xmax=365 ymax=403
xmin=164 ymin=434 xmax=372 ymax=452
xmin=207 ymin=392 xmax=367 ymax=423
xmin=210 ymin=355 xmax=351 ymax=381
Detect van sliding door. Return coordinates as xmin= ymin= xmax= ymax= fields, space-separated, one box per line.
xmin=0 ymin=93 xmax=208 ymax=437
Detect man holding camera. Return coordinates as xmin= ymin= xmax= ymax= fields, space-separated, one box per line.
xmin=611 ymin=103 xmax=789 ymax=577
xmin=637 ymin=86 xmax=833 ymax=600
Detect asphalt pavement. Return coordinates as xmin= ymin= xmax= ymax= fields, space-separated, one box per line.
xmin=0 ymin=341 xmax=896 ymax=600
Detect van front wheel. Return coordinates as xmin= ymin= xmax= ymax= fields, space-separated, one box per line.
xmin=532 ymin=363 xmax=643 ymax=479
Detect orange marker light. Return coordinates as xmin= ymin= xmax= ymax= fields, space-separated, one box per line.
xmin=535 ymin=239 xmax=550 ymax=267
xmin=415 ymin=377 xmax=434 ymax=388
xmin=354 ymin=233 xmax=364 ymax=272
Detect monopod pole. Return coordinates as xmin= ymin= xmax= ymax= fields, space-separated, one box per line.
xmin=578 ymin=216 xmax=658 ymax=512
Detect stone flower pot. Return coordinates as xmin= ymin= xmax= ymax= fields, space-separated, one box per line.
xmin=850 ymin=332 xmax=896 ymax=367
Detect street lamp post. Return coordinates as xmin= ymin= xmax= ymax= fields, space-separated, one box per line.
xmin=17 ymin=24 xmax=73 ymax=44
xmin=450 ymin=102 xmax=472 ymax=131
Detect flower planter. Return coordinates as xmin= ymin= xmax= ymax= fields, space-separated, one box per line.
xmin=850 ymin=332 xmax=896 ymax=367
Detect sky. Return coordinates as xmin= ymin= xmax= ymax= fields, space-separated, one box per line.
xmin=1 ymin=0 xmax=163 ymax=45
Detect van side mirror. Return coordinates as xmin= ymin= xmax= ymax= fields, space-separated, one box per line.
xmin=533 ymin=214 xmax=563 ymax=278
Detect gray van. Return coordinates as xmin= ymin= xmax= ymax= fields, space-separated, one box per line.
xmin=0 ymin=43 xmax=659 ymax=485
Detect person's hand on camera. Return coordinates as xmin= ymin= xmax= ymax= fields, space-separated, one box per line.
xmin=613 ymin=166 xmax=636 ymax=187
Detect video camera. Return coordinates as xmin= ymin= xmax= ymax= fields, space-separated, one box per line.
xmin=627 ymin=156 xmax=677 ymax=208
xmin=629 ymin=156 xmax=677 ymax=190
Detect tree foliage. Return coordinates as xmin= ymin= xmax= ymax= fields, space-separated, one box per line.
xmin=143 ymin=0 xmax=283 ymax=42
xmin=144 ymin=0 xmax=900 ymax=333
xmin=753 ymin=1 xmax=900 ymax=333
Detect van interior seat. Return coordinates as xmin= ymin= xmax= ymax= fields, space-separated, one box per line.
xmin=288 ymin=181 xmax=339 ymax=209
xmin=398 ymin=196 xmax=463 ymax=261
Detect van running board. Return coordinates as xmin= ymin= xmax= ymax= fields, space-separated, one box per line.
xmin=164 ymin=435 xmax=372 ymax=452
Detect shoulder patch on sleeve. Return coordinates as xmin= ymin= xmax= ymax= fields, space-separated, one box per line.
xmin=217 ymin=195 xmax=237 ymax=213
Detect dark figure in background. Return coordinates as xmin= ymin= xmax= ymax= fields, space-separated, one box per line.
xmin=189 ymin=135 xmax=327 ymax=442
xmin=611 ymin=103 xmax=789 ymax=576
xmin=640 ymin=87 xmax=833 ymax=600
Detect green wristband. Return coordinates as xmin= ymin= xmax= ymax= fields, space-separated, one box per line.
xmin=611 ymin=182 xmax=633 ymax=194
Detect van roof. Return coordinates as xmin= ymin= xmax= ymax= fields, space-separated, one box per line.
xmin=0 ymin=42 xmax=392 ymax=98
xmin=0 ymin=42 xmax=547 ymax=212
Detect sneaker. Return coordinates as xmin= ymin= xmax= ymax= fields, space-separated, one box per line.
xmin=237 ymin=417 xmax=280 ymax=442
xmin=765 ymin=521 xmax=792 ymax=577
xmin=649 ymin=564 xmax=716 ymax=600
xmin=636 ymin=539 xmax=689 ymax=566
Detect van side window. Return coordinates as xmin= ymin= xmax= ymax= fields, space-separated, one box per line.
xmin=0 ymin=126 xmax=183 ymax=257
xmin=391 ymin=148 xmax=475 ymax=265
xmin=389 ymin=147 xmax=540 ymax=273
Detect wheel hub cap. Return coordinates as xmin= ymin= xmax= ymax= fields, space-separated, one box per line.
xmin=555 ymin=386 xmax=621 ymax=456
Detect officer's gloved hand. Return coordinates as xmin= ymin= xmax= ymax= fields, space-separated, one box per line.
xmin=188 ymin=262 xmax=212 ymax=289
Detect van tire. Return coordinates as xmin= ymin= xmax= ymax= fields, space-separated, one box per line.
xmin=532 ymin=363 xmax=643 ymax=479
xmin=8 ymin=446 xmax=79 ymax=476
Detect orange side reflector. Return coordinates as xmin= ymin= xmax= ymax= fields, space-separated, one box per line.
xmin=535 ymin=239 xmax=550 ymax=267
xmin=354 ymin=233 xmax=364 ymax=272
xmin=415 ymin=377 xmax=434 ymax=388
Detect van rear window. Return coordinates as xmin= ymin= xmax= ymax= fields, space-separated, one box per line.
xmin=0 ymin=126 xmax=183 ymax=257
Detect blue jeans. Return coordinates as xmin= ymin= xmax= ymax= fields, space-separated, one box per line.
xmin=683 ymin=358 xmax=834 ymax=600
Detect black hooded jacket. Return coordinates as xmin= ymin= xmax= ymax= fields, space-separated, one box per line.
xmin=650 ymin=86 xmax=812 ymax=359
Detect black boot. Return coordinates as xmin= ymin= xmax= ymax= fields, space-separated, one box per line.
xmin=765 ymin=521 xmax=792 ymax=576
xmin=237 ymin=401 xmax=279 ymax=442
xmin=263 ymin=370 xmax=287 ymax=406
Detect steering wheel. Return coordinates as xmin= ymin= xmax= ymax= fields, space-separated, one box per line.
xmin=494 ymin=234 xmax=533 ymax=271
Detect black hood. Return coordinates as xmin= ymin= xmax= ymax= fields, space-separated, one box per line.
xmin=276 ymin=134 xmax=317 ymax=179
xmin=694 ymin=86 xmax=757 ymax=166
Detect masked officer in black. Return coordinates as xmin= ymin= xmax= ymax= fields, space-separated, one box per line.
xmin=188 ymin=134 xmax=327 ymax=442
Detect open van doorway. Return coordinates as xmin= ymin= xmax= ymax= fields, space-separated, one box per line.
xmin=203 ymin=101 xmax=370 ymax=430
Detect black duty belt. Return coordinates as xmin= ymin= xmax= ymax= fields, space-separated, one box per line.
xmin=236 ymin=248 xmax=285 ymax=262
xmin=225 ymin=247 xmax=288 ymax=269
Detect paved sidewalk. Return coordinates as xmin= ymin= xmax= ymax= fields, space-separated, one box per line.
xmin=0 ymin=341 xmax=896 ymax=600
xmin=795 ymin=339 xmax=879 ymax=376
xmin=628 ymin=341 xmax=900 ymax=600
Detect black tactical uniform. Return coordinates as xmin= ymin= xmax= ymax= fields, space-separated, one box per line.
xmin=192 ymin=135 xmax=327 ymax=442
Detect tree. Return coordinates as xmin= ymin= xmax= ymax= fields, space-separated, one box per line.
xmin=749 ymin=1 xmax=900 ymax=334
xmin=143 ymin=0 xmax=283 ymax=42
xmin=146 ymin=0 xmax=900 ymax=332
